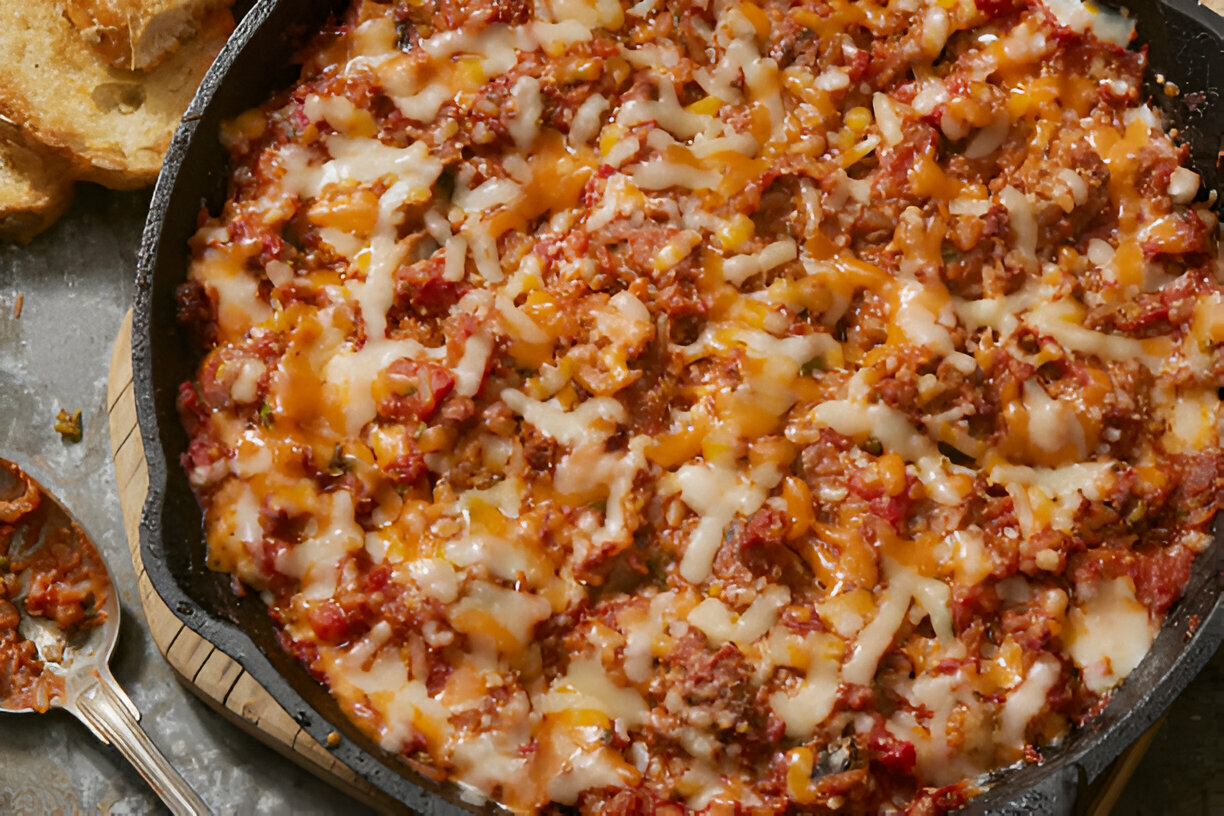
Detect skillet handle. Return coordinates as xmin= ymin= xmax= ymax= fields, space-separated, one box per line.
xmin=69 ymin=667 xmax=213 ymax=816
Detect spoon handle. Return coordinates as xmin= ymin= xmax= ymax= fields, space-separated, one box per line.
xmin=70 ymin=668 xmax=213 ymax=816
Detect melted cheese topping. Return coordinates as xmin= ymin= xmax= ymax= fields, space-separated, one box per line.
xmin=182 ymin=0 xmax=1224 ymax=812
xmin=1065 ymin=577 xmax=1158 ymax=694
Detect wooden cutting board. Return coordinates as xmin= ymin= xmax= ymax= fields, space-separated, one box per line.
xmin=106 ymin=312 xmax=401 ymax=814
xmin=105 ymin=310 xmax=1153 ymax=815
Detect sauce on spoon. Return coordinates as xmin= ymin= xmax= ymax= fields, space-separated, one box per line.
xmin=0 ymin=459 xmax=109 ymax=710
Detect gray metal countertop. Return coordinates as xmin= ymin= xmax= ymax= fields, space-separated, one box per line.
xmin=0 ymin=186 xmax=371 ymax=816
xmin=0 ymin=186 xmax=1217 ymax=814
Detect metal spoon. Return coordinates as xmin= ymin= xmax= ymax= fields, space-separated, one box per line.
xmin=0 ymin=458 xmax=211 ymax=816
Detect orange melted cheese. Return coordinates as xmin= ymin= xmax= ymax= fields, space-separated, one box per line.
xmin=180 ymin=0 xmax=1224 ymax=812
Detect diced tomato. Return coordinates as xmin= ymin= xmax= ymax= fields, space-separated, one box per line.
xmin=870 ymin=727 xmax=918 ymax=775
xmin=307 ymin=599 xmax=356 ymax=645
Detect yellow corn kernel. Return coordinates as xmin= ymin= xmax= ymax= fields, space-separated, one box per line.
xmin=520 ymin=272 xmax=543 ymax=293
xmin=556 ymin=383 xmax=579 ymax=411
xmin=455 ymin=56 xmax=486 ymax=90
xmin=522 ymin=291 xmax=558 ymax=328
xmin=792 ymin=9 xmax=822 ymax=31
xmin=222 ymin=109 xmax=267 ymax=145
xmin=1135 ymin=465 xmax=1167 ymax=492
xmin=654 ymin=230 xmax=702 ymax=271
xmin=599 ymin=125 xmax=622 ymax=156
xmin=686 ymin=95 xmax=724 ymax=117
xmin=344 ymin=440 xmax=376 ymax=466
xmin=1006 ymin=87 xmax=1031 ymax=119
xmin=844 ymin=105 xmax=872 ymax=133
xmin=298 ymin=123 xmax=321 ymax=146
xmin=716 ymin=213 xmax=755 ymax=251
xmin=781 ymin=476 xmax=814 ymax=541
xmin=556 ymin=58 xmax=602 ymax=84
xmin=417 ymin=424 xmax=456 ymax=454
xmin=786 ymin=748 xmax=818 ymax=805
xmin=839 ymin=133 xmax=879 ymax=168
xmin=701 ymin=428 xmax=738 ymax=463
xmin=604 ymin=56 xmax=631 ymax=88
xmin=878 ymin=452 xmax=908 ymax=497
xmin=353 ymin=247 xmax=373 ymax=275
xmin=739 ymin=2 xmax=771 ymax=39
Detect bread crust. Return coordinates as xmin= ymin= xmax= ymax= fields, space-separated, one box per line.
xmin=0 ymin=122 xmax=74 ymax=244
xmin=64 ymin=0 xmax=230 ymax=71
xmin=0 ymin=1 xmax=232 ymax=189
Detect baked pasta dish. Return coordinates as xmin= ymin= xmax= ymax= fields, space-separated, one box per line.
xmin=175 ymin=0 xmax=1224 ymax=810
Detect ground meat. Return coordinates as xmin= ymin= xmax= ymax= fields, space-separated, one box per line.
xmin=375 ymin=359 xmax=456 ymax=422
xmin=649 ymin=635 xmax=763 ymax=740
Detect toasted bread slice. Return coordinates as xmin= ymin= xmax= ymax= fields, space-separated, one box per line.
xmin=0 ymin=1 xmax=232 ymax=189
xmin=64 ymin=0 xmax=232 ymax=71
xmin=0 ymin=121 xmax=74 ymax=244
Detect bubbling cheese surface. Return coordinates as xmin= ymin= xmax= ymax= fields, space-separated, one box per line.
xmin=179 ymin=0 xmax=1224 ymax=811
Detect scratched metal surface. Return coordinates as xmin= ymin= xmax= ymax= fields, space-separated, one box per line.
xmin=0 ymin=185 xmax=372 ymax=816
xmin=0 ymin=184 xmax=1220 ymax=815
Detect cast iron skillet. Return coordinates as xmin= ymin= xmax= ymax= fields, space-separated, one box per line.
xmin=133 ymin=1 xmax=1224 ymax=813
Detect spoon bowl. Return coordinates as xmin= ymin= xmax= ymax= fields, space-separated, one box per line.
xmin=0 ymin=458 xmax=211 ymax=816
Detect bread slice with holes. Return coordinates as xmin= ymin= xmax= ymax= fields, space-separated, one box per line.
xmin=0 ymin=0 xmax=232 ymax=189
xmin=64 ymin=0 xmax=233 ymax=71
xmin=0 ymin=122 xmax=74 ymax=244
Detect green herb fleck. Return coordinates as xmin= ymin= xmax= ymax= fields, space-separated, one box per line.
xmin=327 ymin=444 xmax=350 ymax=476
xmin=801 ymin=357 xmax=828 ymax=375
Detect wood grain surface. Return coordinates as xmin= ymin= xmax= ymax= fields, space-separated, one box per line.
xmin=105 ymin=310 xmax=1153 ymax=816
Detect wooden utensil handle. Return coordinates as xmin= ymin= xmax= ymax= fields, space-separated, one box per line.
xmin=72 ymin=668 xmax=213 ymax=816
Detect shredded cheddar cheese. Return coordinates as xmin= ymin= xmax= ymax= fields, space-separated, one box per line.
xmin=177 ymin=0 xmax=1224 ymax=811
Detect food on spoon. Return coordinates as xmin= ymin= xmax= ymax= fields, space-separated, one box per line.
xmin=176 ymin=0 xmax=1224 ymax=811
xmin=0 ymin=461 xmax=109 ymax=712
xmin=64 ymin=0 xmax=233 ymax=71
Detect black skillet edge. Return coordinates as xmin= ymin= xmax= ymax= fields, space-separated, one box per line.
xmin=132 ymin=0 xmax=1224 ymax=813
xmin=134 ymin=1 xmax=491 ymax=812
xmin=967 ymin=0 xmax=1224 ymax=805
